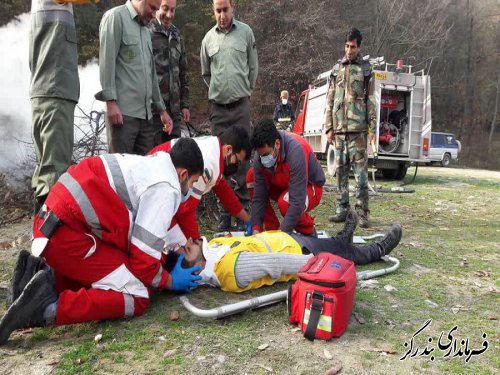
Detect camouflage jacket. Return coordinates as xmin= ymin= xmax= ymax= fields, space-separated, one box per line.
xmin=149 ymin=20 xmax=189 ymax=118
xmin=325 ymin=54 xmax=376 ymax=134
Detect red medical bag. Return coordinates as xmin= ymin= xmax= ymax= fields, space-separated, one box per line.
xmin=287 ymin=253 xmax=356 ymax=340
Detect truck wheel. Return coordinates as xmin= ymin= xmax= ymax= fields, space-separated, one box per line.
xmin=395 ymin=164 xmax=408 ymax=180
xmin=326 ymin=144 xmax=337 ymax=176
xmin=381 ymin=169 xmax=398 ymax=180
xmin=380 ymin=164 xmax=407 ymax=180
xmin=441 ymin=153 xmax=451 ymax=167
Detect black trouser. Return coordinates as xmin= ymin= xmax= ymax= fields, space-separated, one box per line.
xmin=106 ymin=115 xmax=155 ymax=155
xmin=290 ymin=233 xmax=380 ymax=266
xmin=209 ymin=97 xmax=251 ymax=209
xmin=152 ymin=107 xmax=182 ymax=146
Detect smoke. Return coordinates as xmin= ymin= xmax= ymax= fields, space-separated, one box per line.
xmin=0 ymin=13 xmax=103 ymax=172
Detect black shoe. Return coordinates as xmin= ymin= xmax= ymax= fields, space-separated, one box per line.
xmin=8 ymin=250 xmax=48 ymax=305
xmin=336 ymin=210 xmax=358 ymax=244
xmin=218 ymin=214 xmax=231 ymax=231
xmin=329 ymin=210 xmax=348 ymax=223
xmin=34 ymin=195 xmax=47 ymax=215
xmin=356 ymin=208 xmax=369 ymax=228
xmin=0 ymin=269 xmax=57 ymax=345
xmin=377 ymin=224 xmax=403 ymax=257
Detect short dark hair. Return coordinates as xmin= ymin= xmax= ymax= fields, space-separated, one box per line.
xmin=220 ymin=126 xmax=252 ymax=160
xmin=169 ymin=137 xmax=204 ymax=176
xmin=251 ymin=119 xmax=281 ymax=149
xmin=345 ymin=27 xmax=362 ymax=46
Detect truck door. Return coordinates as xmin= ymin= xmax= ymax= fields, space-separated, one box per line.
xmin=411 ymin=75 xmax=432 ymax=160
xmin=293 ymin=91 xmax=308 ymax=135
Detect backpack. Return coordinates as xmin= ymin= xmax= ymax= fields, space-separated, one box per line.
xmin=287 ymin=253 xmax=357 ymax=340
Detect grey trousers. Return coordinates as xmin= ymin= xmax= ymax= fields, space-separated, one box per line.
xmin=106 ymin=114 xmax=155 ymax=155
xmin=31 ymin=97 xmax=75 ymax=198
xmin=209 ymin=97 xmax=251 ymax=209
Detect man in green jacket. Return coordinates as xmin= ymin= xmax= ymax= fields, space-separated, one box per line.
xmin=149 ymin=0 xmax=190 ymax=144
xmin=96 ymin=0 xmax=173 ymax=155
xmin=200 ymin=0 xmax=258 ymax=231
xmin=30 ymin=0 xmax=95 ymax=212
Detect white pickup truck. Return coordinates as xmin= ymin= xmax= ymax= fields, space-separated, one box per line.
xmin=429 ymin=132 xmax=461 ymax=166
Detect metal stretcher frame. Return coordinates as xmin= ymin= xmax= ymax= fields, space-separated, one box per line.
xmin=180 ymin=255 xmax=400 ymax=319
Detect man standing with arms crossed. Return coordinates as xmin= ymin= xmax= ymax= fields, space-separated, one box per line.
xmin=325 ymin=28 xmax=376 ymax=228
xmin=200 ymin=0 xmax=258 ymax=231
xmin=96 ymin=0 xmax=173 ymax=155
xmin=149 ymin=0 xmax=190 ymax=144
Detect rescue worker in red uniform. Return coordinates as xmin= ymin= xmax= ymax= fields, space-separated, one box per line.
xmin=247 ymin=120 xmax=326 ymax=236
xmin=0 ymin=138 xmax=204 ymax=345
xmin=149 ymin=126 xmax=252 ymax=242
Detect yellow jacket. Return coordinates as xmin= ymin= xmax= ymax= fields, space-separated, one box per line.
xmin=209 ymin=231 xmax=303 ymax=292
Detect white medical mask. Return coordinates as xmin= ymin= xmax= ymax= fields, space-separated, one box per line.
xmin=180 ymin=174 xmax=192 ymax=202
xmin=181 ymin=187 xmax=192 ymax=203
xmin=281 ymin=99 xmax=288 ymax=105
xmin=260 ymin=145 xmax=278 ymax=168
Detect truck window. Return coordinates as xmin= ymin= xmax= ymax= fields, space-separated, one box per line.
xmin=296 ymin=94 xmax=305 ymax=115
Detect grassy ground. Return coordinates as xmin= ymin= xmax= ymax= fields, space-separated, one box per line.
xmin=0 ymin=166 xmax=498 ymax=374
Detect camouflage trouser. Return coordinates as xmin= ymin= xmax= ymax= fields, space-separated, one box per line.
xmin=334 ymin=132 xmax=369 ymax=213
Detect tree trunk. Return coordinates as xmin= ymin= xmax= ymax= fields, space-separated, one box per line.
xmin=489 ymin=75 xmax=500 ymax=151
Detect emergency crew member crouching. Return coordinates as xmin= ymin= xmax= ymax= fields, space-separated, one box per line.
xmin=0 ymin=138 xmax=204 ymax=345
xmin=149 ymin=126 xmax=252 ymax=241
xmin=247 ymin=120 xmax=326 ymax=236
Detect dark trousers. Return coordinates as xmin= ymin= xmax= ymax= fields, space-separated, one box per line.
xmin=106 ymin=114 xmax=155 ymax=155
xmin=209 ymin=97 xmax=251 ymax=209
xmin=152 ymin=111 xmax=182 ymax=146
xmin=290 ymin=233 xmax=380 ymax=266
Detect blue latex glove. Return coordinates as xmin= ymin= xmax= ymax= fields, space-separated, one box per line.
xmin=244 ymin=222 xmax=252 ymax=236
xmin=170 ymin=254 xmax=202 ymax=293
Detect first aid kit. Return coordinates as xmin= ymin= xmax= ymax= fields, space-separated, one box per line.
xmin=287 ymin=252 xmax=356 ymax=340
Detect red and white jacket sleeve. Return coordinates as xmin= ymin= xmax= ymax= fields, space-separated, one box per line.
xmin=129 ymin=183 xmax=180 ymax=291
xmin=174 ymin=196 xmax=201 ymax=240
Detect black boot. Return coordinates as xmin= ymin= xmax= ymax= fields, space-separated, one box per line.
xmin=336 ymin=210 xmax=358 ymax=244
xmin=34 ymin=195 xmax=47 ymax=215
xmin=7 ymin=250 xmax=48 ymax=305
xmin=0 ymin=270 xmax=57 ymax=345
xmin=218 ymin=214 xmax=231 ymax=231
xmin=377 ymin=224 xmax=403 ymax=256
xmin=356 ymin=207 xmax=369 ymax=228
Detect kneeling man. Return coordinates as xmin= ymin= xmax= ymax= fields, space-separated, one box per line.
xmin=0 ymin=138 xmax=203 ymax=345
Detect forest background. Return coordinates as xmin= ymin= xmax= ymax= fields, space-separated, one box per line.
xmin=2 ymin=0 xmax=499 ymax=169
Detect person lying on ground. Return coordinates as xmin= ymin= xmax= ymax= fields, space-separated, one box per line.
xmin=163 ymin=211 xmax=402 ymax=292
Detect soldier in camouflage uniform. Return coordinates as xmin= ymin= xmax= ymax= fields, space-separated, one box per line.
xmin=324 ymin=28 xmax=376 ymax=228
xmin=149 ymin=0 xmax=190 ymax=144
